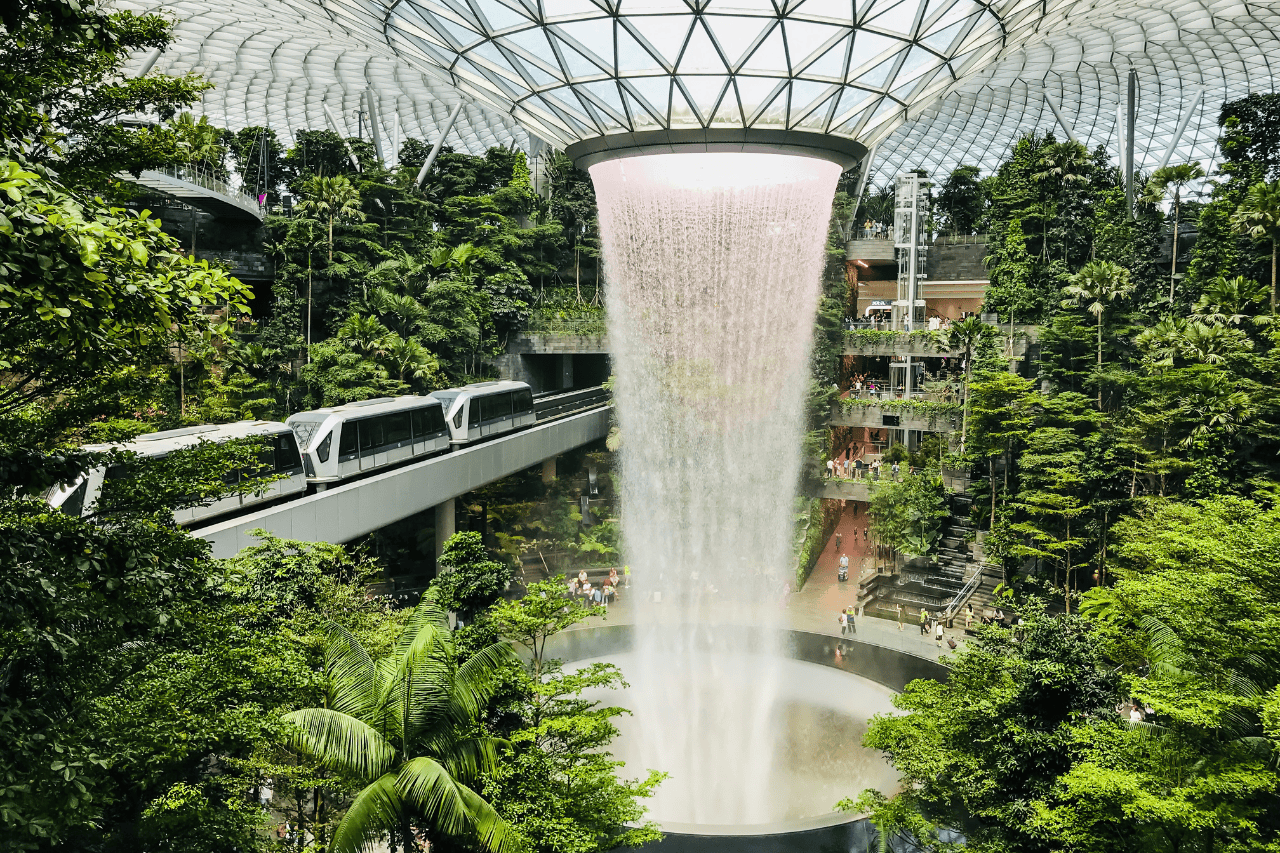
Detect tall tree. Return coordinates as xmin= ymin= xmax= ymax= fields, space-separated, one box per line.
xmin=296 ymin=174 xmax=366 ymax=352
xmin=283 ymin=594 xmax=514 ymax=853
xmin=937 ymin=315 xmax=992 ymax=452
xmin=935 ymin=164 xmax=986 ymax=236
xmin=1061 ymin=260 xmax=1134 ymax=409
xmin=1143 ymin=162 xmax=1206 ymax=303
xmin=1231 ymin=179 xmax=1280 ymax=313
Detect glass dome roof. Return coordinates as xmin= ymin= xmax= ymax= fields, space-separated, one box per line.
xmin=121 ymin=0 xmax=1280 ymax=179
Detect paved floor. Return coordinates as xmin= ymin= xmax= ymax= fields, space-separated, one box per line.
xmin=580 ymin=502 xmax=959 ymax=666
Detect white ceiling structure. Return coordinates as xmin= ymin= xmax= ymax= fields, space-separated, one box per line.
xmin=120 ymin=0 xmax=1280 ymax=181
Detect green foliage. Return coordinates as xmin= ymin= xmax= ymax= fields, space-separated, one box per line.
xmin=0 ymin=0 xmax=211 ymax=191
xmin=856 ymin=613 xmax=1124 ymax=853
xmin=431 ymin=531 xmax=513 ymax=622
xmin=1231 ymin=179 xmax=1280 ymax=312
xmin=794 ymin=497 xmax=840 ymax=589
xmin=486 ymin=580 xmax=663 ymax=853
xmin=0 ymin=157 xmax=252 ymax=438
xmin=867 ymin=470 xmax=948 ymax=557
xmin=284 ymin=592 xmax=516 ymax=853
xmin=935 ymin=164 xmax=986 ymax=235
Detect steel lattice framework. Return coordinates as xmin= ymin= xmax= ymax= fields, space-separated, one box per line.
xmin=119 ymin=0 xmax=1280 ymax=179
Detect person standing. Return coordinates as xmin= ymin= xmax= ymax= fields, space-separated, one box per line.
xmin=846 ymin=605 xmax=857 ymax=635
xmin=935 ymin=617 xmax=945 ymax=647
xmin=835 ymin=530 xmax=842 ymax=551
xmin=896 ymin=602 xmax=904 ymax=630
xmin=891 ymin=461 xmax=900 ymax=481
xmin=826 ymin=458 xmax=835 ymax=478
xmin=843 ymin=457 xmax=851 ymax=478
xmin=919 ymin=607 xmax=928 ymax=636
xmin=965 ymin=603 xmax=974 ymax=629
xmin=838 ymin=610 xmax=848 ymax=635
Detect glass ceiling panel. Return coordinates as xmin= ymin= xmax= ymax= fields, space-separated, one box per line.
xmin=115 ymin=0 xmax=1279 ymax=189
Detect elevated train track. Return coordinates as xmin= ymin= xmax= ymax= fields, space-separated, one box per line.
xmin=194 ymin=386 xmax=611 ymax=558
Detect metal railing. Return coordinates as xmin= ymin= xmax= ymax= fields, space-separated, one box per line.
xmin=153 ymin=164 xmax=261 ymax=205
xmin=944 ymin=565 xmax=986 ymax=619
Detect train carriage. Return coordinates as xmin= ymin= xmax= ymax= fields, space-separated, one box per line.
xmin=45 ymin=421 xmax=307 ymax=525
xmin=431 ymin=380 xmax=535 ymax=446
xmin=286 ymin=395 xmax=450 ymax=487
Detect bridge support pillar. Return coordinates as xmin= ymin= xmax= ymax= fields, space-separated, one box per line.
xmin=542 ymin=457 xmax=557 ymax=484
xmin=434 ymin=497 xmax=455 ymax=559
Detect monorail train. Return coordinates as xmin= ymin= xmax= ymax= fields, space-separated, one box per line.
xmin=430 ymin=380 xmax=535 ymax=446
xmin=47 ymin=380 xmax=544 ymax=522
xmin=45 ymin=421 xmax=306 ymax=525
xmin=285 ymin=395 xmax=451 ymax=487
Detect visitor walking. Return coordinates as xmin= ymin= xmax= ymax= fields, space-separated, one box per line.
xmin=838 ymin=610 xmax=848 ymax=635
xmin=826 ymin=458 xmax=835 ymax=478
xmin=896 ymin=603 xmax=904 ymax=630
xmin=623 ymin=565 xmax=631 ymax=588
xmin=919 ymin=608 xmax=928 ymax=635
xmin=935 ymin=618 xmax=945 ymax=647
xmin=835 ymin=531 xmax=842 ymax=550
xmin=891 ymin=461 xmax=900 ymax=481
xmin=845 ymin=605 xmax=857 ymax=635
xmin=843 ymin=457 xmax=851 ymax=478
xmin=838 ymin=553 xmax=849 ymax=582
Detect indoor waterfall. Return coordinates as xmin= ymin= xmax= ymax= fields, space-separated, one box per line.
xmin=591 ymin=152 xmax=842 ymax=825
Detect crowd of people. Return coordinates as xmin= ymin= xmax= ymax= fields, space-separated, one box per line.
xmin=567 ymin=566 xmax=626 ymax=608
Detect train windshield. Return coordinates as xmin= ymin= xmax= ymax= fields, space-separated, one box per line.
xmin=289 ymin=417 xmax=326 ymax=449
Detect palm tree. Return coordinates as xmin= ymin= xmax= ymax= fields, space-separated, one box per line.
xmin=283 ymin=594 xmax=514 ymax=853
xmin=1194 ymin=274 xmax=1269 ymax=326
xmin=1134 ymin=316 xmax=1188 ymax=371
xmin=937 ymin=315 xmax=989 ymax=452
xmin=1232 ymin=179 xmax=1280 ymax=313
xmin=1142 ymin=162 xmax=1206 ymax=303
xmin=1062 ymin=260 xmax=1134 ymax=409
xmin=297 ymin=175 xmax=366 ymax=353
xmin=171 ymin=112 xmax=228 ymax=178
xmin=380 ymin=334 xmax=440 ymax=386
xmin=1033 ymin=140 xmax=1091 ymax=260
xmin=337 ymin=313 xmax=390 ymax=358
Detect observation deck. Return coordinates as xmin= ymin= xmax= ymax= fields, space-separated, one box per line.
xmin=829 ymin=399 xmax=961 ymax=433
xmin=118 ymin=165 xmax=264 ymax=222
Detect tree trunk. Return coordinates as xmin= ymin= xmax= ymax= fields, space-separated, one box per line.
xmin=1272 ymin=240 xmax=1277 ymax=314
xmin=1096 ymin=313 xmax=1103 ymax=410
xmin=990 ymin=456 xmax=996 ymax=529
xmin=575 ymin=240 xmax=581 ymax=304
xmin=1169 ymin=196 xmax=1179 ymax=303
xmin=960 ymin=358 xmax=972 ymax=452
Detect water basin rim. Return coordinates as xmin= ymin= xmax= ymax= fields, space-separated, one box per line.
xmin=545 ymin=624 xmax=947 ymax=836
xmin=565 ymin=129 xmax=866 ymax=171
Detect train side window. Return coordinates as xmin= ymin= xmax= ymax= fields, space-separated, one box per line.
xmin=276 ymin=433 xmax=302 ymax=471
xmin=359 ymin=417 xmax=386 ymax=453
xmin=513 ymin=388 xmax=533 ymax=414
xmin=315 ymin=432 xmax=332 ymax=463
xmin=468 ymin=399 xmax=481 ymax=428
xmin=429 ymin=405 xmax=446 ymax=433
xmin=411 ymin=408 xmax=429 ymax=438
xmin=498 ymin=392 xmax=514 ymax=418
xmin=61 ymin=479 xmax=88 ymax=517
xmin=386 ymin=412 xmax=411 ymax=445
xmin=338 ymin=424 xmax=358 ymax=459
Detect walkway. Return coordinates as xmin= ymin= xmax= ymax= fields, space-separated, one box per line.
xmin=789 ymin=502 xmax=960 ymax=663
xmin=570 ymin=503 xmax=957 ymax=667
xmin=118 ymin=165 xmax=264 ymax=221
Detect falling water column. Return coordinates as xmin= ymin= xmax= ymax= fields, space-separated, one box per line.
xmin=590 ymin=152 xmax=841 ymax=825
